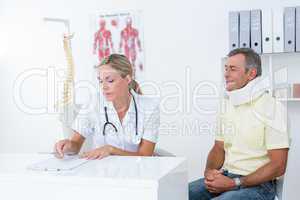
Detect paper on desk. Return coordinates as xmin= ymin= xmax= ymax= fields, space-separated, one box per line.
xmin=27 ymin=155 xmax=90 ymax=171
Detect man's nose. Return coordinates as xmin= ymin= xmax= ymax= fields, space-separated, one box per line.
xmin=224 ymin=70 xmax=230 ymax=79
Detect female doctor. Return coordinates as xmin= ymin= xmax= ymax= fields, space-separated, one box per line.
xmin=54 ymin=54 xmax=160 ymax=159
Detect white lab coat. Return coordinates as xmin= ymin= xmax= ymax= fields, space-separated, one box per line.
xmin=71 ymin=90 xmax=160 ymax=152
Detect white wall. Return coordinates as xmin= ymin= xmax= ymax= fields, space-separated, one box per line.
xmin=1 ymin=0 xmax=299 ymax=183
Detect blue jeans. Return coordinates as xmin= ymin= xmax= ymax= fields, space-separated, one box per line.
xmin=189 ymin=171 xmax=276 ymax=200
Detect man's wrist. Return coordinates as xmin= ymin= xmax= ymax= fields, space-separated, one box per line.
xmin=204 ymin=168 xmax=212 ymax=177
xmin=224 ymin=178 xmax=234 ymax=190
xmin=240 ymin=177 xmax=245 ymax=187
xmin=233 ymin=177 xmax=241 ymax=186
xmin=232 ymin=177 xmax=243 ymax=189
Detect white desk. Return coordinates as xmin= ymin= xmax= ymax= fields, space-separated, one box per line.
xmin=0 ymin=154 xmax=188 ymax=200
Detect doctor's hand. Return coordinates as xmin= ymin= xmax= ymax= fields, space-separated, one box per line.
xmin=80 ymin=145 xmax=113 ymax=160
xmin=54 ymin=139 xmax=72 ymax=158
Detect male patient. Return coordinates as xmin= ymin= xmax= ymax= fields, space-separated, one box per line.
xmin=189 ymin=48 xmax=290 ymax=200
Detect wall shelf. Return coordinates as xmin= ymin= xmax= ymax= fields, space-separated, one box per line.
xmin=277 ymin=98 xmax=300 ymax=102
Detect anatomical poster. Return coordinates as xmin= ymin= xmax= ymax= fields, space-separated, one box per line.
xmin=91 ymin=10 xmax=145 ymax=78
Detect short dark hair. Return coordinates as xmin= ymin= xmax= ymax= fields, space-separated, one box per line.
xmin=227 ymin=48 xmax=262 ymax=77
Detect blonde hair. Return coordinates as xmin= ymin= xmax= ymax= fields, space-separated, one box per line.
xmin=96 ymin=54 xmax=142 ymax=94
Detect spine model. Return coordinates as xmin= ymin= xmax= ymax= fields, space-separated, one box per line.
xmin=59 ymin=33 xmax=76 ymax=130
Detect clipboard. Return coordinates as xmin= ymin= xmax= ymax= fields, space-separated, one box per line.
xmin=27 ymin=155 xmax=90 ymax=171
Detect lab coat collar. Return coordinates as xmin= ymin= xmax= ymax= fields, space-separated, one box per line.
xmin=122 ymin=90 xmax=137 ymax=126
xmin=103 ymin=99 xmax=114 ymax=110
xmin=102 ymin=90 xmax=137 ymax=124
xmin=226 ymin=77 xmax=270 ymax=106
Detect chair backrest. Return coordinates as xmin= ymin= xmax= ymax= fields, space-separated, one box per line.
xmin=275 ymin=176 xmax=284 ymax=200
xmin=275 ymin=136 xmax=292 ymax=200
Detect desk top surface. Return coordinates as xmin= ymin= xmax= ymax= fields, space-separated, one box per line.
xmin=0 ymin=154 xmax=186 ymax=184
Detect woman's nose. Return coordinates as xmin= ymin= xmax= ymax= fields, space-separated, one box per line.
xmin=101 ymin=82 xmax=108 ymax=90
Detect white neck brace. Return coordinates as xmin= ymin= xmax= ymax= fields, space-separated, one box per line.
xmin=226 ymin=77 xmax=270 ymax=106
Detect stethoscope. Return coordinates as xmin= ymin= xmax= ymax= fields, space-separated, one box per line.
xmin=102 ymin=92 xmax=138 ymax=136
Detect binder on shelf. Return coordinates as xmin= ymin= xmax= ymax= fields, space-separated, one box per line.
xmin=239 ymin=10 xmax=251 ymax=48
xmin=273 ymin=7 xmax=284 ymax=52
xmin=251 ymin=10 xmax=262 ymax=54
xmin=293 ymin=83 xmax=300 ymax=98
xmin=262 ymin=9 xmax=273 ymax=53
xmin=284 ymin=7 xmax=296 ymax=52
xmin=296 ymin=7 xmax=300 ymax=52
xmin=229 ymin=11 xmax=240 ymax=51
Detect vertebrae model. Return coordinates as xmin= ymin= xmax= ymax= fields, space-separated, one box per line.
xmin=62 ymin=33 xmax=75 ymax=107
xmin=58 ymin=33 xmax=76 ymax=128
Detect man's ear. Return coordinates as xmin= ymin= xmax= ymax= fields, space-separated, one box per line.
xmin=247 ymin=68 xmax=257 ymax=81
